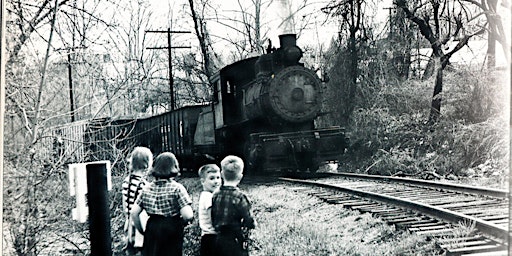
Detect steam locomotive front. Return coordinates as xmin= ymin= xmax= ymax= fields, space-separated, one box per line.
xmin=243 ymin=34 xmax=323 ymax=126
xmin=267 ymin=65 xmax=322 ymax=123
xmin=213 ymin=34 xmax=347 ymax=173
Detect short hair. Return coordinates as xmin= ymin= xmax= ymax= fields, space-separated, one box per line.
xmin=129 ymin=147 xmax=153 ymax=171
xmin=198 ymin=164 xmax=220 ymax=179
xmin=221 ymin=155 xmax=244 ymax=181
xmin=151 ymin=152 xmax=179 ymax=179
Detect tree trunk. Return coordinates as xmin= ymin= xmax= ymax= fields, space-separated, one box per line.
xmin=486 ymin=0 xmax=498 ymax=69
xmin=422 ymin=53 xmax=435 ymax=80
xmin=428 ymin=57 xmax=443 ymax=124
xmin=486 ymin=35 xmax=496 ymax=68
xmin=188 ymin=0 xmax=213 ymax=81
xmin=346 ymin=32 xmax=358 ymax=121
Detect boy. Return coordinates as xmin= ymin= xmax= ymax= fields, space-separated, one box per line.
xmin=211 ymin=155 xmax=256 ymax=256
xmin=198 ymin=164 xmax=221 ymax=256
xmin=122 ymin=147 xmax=152 ymax=255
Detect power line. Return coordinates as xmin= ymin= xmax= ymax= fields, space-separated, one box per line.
xmin=146 ymin=29 xmax=191 ymax=111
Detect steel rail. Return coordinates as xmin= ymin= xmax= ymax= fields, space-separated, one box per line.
xmin=280 ymin=177 xmax=509 ymax=241
xmin=320 ymin=172 xmax=509 ymax=198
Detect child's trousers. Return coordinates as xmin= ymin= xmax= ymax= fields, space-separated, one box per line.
xmin=143 ymin=215 xmax=184 ymax=256
xmin=200 ymin=234 xmax=218 ymax=256
xmin=216 ymin=232 xmax=247 ymax=256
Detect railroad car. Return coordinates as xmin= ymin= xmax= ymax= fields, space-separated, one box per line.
xmin=49 ymin=34 xmax=348 ymax=174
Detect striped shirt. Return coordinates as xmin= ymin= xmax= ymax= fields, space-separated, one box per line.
xmin=135 ymin=179 xmax=192 ymax=217
xmin=122 ymin=174 xmax=146 ymax=214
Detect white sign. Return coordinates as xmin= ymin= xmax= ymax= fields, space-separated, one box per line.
xmin=68 ymin=160 xmax=112 ymax=223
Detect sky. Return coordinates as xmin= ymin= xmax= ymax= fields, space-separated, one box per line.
xmin=147 ymin=0 xmax=393 ymax=42
xmin=141 ymin=0 xmax=395 ymax=67
xmin=12 ymin=0 xmax=509 ymax=74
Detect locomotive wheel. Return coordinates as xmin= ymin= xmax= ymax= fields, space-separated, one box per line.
xmin=294 ymin=151 xmax=319 ymax=172
xmin=244 ymin=141 xmax=262 ymax=176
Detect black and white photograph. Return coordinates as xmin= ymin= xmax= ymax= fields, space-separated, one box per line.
xmin=1 ymin=0 xmax=510 ymax=255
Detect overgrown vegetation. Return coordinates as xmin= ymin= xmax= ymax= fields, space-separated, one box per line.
xmin=315 ymin=1 xmax=509 ymax=190
xmin=112 ymin=180 xmax=440 ymax=255
xmin=321 ymin=49 xmax=508 ymax=188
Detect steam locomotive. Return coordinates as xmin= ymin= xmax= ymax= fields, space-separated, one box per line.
xmin=51 ymin=34 xmax=348 ymax=174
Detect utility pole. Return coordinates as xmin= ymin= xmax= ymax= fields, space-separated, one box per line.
xmin=384 ymin=7 xmax=395 ymax=39
xmin=69 ymin=0 xmax=77 ymax=122
xmin=55 ymin=47 xmax=84 ymax=122
xmin=68 ymin=50 xmax=75 ymax=122
xmin=146 ymin=29 xmax=191 ymax=110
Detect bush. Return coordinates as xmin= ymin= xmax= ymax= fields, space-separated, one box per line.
xmin=337 ymin=68 xmax=508 ymax=188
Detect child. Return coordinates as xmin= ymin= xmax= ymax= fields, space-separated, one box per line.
xmin=131 ymin=152 xmax=194 ymax=256
xmin=211 ymin=155 xmax=256 ymax=256
xmin=197 ymin=164 xmax=221 ymax=256
xmin=122 ymin=146 xmax=152 ymax=255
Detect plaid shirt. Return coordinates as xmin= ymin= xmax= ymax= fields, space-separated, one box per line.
xmin=211 ymin=186 xmax=255 ymax=233
xmin=135 ymin=179 xmax=192 ymax=217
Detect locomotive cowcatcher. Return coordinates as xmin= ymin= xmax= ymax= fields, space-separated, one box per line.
xmin=50 ymin=34 xmax=348 ymax=174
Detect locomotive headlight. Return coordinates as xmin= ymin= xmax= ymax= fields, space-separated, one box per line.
xmin=291 ymin=87 xmax=304 ymax=101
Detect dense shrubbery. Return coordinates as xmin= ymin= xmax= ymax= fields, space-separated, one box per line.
xmin=329 ymin=67 xmax=508 ymax=188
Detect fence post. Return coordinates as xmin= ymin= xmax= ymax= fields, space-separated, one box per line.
xmin=86 ymin=162 xmax=112 ymax=255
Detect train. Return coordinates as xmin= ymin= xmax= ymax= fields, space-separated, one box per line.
xmin=48 ymin=34 xmax=348 ymax=174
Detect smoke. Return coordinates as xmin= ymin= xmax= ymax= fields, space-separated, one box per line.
xmin=276 ymin=0 xmax=296 ymax=35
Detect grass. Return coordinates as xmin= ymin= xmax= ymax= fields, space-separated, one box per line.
xmin=3 ymin=174 xmax=442 ymax=255
xmin=438 ymin=220 xmax=477 ymax=250
xmin=244 ymin=182 xmax=440 ymax=256
xmin=111 ymin=177 xmax=442 ymax=256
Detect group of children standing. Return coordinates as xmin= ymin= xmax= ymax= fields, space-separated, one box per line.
xmin=122 ymin=147 xmax=256 ymax=256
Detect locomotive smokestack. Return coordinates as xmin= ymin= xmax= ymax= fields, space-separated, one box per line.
xmin=279 ymin=34 xmax=297 ymax=48
xmin=279 ymin=33 xmax=302 ymax=63
xmin=276 ymin=0 xmax=295 ymax=35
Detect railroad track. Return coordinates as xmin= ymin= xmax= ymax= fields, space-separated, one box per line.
xmin=280 ymin=172 xmax=509 ymax=256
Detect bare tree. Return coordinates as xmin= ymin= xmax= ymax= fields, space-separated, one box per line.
xmin=395 ymin=0 xmax=486 ymax=124
xmin=466 ymin=0 xmax=510 ymax=68
xmin=210 ymin=0 xmax=272 ymax=60
xmin=2 ymin=0 xmax=135 ymax=254
xmin=188 ymin=0 xmax=217 ymax=83
xmin=4 ymin=1 xmax=63 ymax=254
xmin=185 ymin=0 xmax=262 ymax=102
xmin=321 ymin=0 xmax=372 ymax=123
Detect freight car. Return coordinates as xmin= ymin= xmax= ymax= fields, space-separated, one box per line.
xmin=50 ymin=34 xmax=348 ymax=174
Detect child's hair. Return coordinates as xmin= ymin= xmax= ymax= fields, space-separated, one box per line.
xmin=151 ymin=152 xmax=179 ymax=179
xmin=220 ymin=155 xmax=244 ymax=181
xmin=129 ymin=147 xmax=153 ymax=171
xmin=198 ymin=164 xmax=220 ymax=179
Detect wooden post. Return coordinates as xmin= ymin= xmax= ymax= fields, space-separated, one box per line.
xmin=86 ymin=163 xmax=112 ymax=255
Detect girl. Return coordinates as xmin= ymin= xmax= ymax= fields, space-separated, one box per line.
xmin=122 ymin=147 xmax=152 ymax=255
xmin=131 ymin=152 xmax=193 ymax=256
